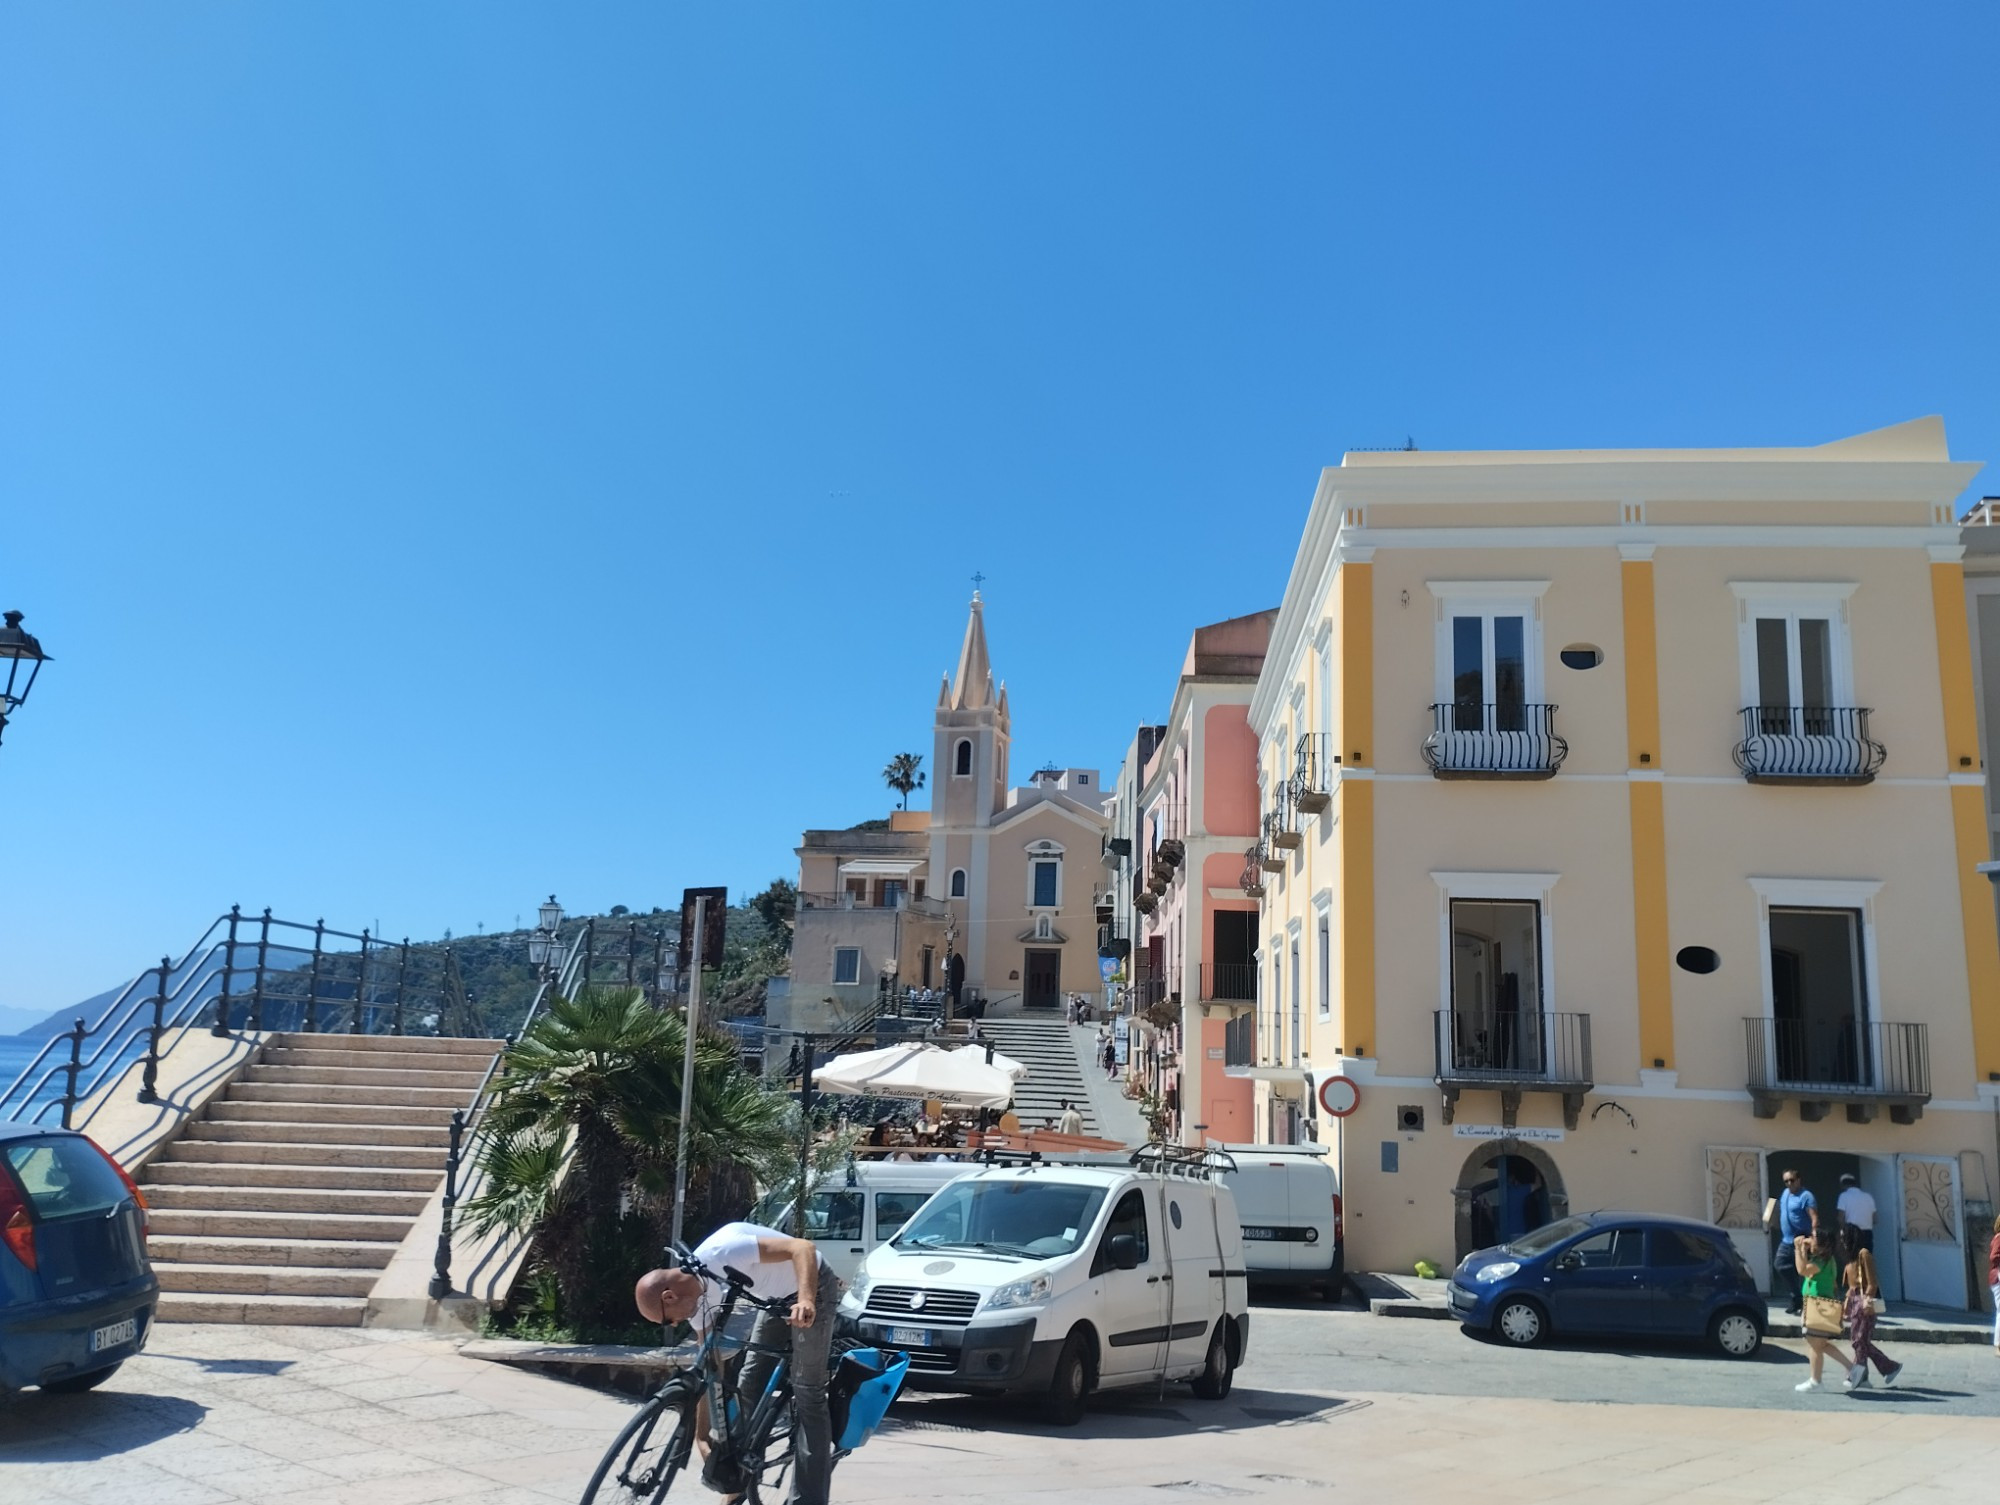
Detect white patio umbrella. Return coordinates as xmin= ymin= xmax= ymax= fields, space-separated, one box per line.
xmin=946 ymin=1043 xmax=1028 ymax=1082
xmin=812 ymin=1042 xmax=1018 ymax=1110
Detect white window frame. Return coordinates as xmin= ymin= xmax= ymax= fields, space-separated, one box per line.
xmin=832 ymin=947 xmax=861 ymax=985
xmin=1729 ymin=583 xmax=1858 ymax=712
xmin=1747 ymin=876 xmax=1884 ymax=1030
xmin=950 ymin=868 xmax=967 ymax=898
xmin=1026 ymin=840 xmax=1065 ymax=910
xmin=1314 ymin=892 xmax=1333 ymax=1021
xmin=1431 ymin=872 xmax=1561 ymax=1045
xmin=1427 ymin=581 xmax=1551 ymax=709
xmin=1288 ymin=922 xmax=1303 ymax=1067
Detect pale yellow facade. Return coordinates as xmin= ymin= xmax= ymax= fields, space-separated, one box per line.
xmin=1243 ymin=418 xmax=2000 ymax=1309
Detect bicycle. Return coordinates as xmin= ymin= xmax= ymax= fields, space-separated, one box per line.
xmin=579 ymin=1244 xmax=906 ymax=1505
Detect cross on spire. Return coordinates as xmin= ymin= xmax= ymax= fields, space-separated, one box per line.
xmin=971 ymin=571 xmax=987 ymax=595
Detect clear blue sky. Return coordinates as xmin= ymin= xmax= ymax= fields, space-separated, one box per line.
xmin=2 ymin=5 xmax=1995 ymax=1012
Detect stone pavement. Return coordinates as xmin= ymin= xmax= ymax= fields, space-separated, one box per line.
xmin=7 ymin=1323 xmax=2000 ymax=1504
xmin=0 ymin=1324 xmax=628 ymax=1505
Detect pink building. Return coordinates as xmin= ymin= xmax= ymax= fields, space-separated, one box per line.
xmin=1125 ymin=609 xmax=1276 ymax=1145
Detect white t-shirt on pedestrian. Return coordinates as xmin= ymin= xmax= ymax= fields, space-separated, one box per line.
xmin=686 ymin=1221 xmax=804 ymax=1335
xmin=1836 ymin=1186 xmax=1877 ymax=1231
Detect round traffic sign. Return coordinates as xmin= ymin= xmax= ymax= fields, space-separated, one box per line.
xmin=1318 ymin=1075 xmax=1361 ymax=1118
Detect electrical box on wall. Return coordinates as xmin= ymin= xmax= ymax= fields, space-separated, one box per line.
xmin=1381 ymin=1141 xmax=1399 ymax=1173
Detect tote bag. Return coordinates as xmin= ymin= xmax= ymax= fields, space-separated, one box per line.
xmin=1803 ymin=1295 xmax=1845 ymax=1336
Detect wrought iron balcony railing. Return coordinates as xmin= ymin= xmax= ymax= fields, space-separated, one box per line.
xmin=1744 ymin=1016 xmax=1929 ymax=1123
xmin=1433 ymin=1008 xmax=1592 ymax=1128
xmin=1240 ymin=847 xmax=1267 ymax=898
xmin=1265 ymin=791 xmax=1300 ymax=851
xmin=1198 ymin=962 xmax=1258 ymax=1002
xmin=1733 ymin=706 xmax=1885 ymax=784
xmin=1291 ymin=731 xmax=1332 ymax=814
xmin=1422 ymin=702 xmax=1568 ymax=778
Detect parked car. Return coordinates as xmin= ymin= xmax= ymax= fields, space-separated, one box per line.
xmin=1216 ymin=1143 xmax=1342 ymax=1300
xmin=839 ymin=1153 xmax=1250 ymax=1423
xmin=753 ymin=1161 xmax=975 ymax=1282
xmin=1445 ymin=1210 xmax=1765 ymax=1357
xmin=0 ymin=1124 xmax=158 ymax=1393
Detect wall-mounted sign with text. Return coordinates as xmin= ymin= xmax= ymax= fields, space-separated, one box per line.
xmin=1451 ymin=1124 xmax=1565 ymax=1143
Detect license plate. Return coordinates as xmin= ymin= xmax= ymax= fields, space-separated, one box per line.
xmin=91 ymin=1317 xmax=137 ymax=1353
xmin=1241 ymin=1227 xmax=1278 ymax=1240
xmin=883 ymin=1326 xmax=933 ymax=1347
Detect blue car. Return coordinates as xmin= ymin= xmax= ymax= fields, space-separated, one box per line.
xmin=1445 ymin=1211 xmax=1766 ymax=1358
xmin=0 ymin=1123 xmax=157 ymax=1393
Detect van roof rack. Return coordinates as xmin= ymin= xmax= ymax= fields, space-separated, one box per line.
xmin=1129 ymin=1142 xmax=1237 ymax=1180
xmin=974 ymin=1146 xmax=1046 ymax=1168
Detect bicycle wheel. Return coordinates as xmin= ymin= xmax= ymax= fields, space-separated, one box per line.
xmin=741 ymin=1386 xmax=798 ymax=1505
xmin=579 ymin=1384 xmax=696 ymax=1505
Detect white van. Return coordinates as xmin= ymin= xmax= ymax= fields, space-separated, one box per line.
xmin=838 ymin=1149 xmax=1250 ymax=1423
xmin=1218 ymin=1143 xmax=1343 ymax=1300
xmin=755 ymin=1161 xmax=972 ymax=1283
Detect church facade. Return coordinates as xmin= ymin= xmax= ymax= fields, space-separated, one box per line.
xmin=783 ymin=594 xmax=1110 ymax=1034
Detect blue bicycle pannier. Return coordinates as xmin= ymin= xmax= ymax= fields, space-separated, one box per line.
xmin=828 ymin=1346 xmax=908 ymax=1451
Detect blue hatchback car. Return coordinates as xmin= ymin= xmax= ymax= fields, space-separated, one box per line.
xmin=0 ymin=1123 xmax=158 ymax=1393
xmin=1446 ymin=1210 xmax=1766 ymax=1357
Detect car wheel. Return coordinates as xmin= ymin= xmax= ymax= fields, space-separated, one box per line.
xmin=1709 ymin=1309 xmax=1762 ymax=1358
xmin=1493 ymin=1298 xmax=1546 ymax=1347
xmin=1041 ymin=1329 xmax=1093 ymax=1426
xmin=42 ymin=1363 xmax=121 ymax=1395
xmin=1190 ymin=1324 xmax=1234 ymax=1400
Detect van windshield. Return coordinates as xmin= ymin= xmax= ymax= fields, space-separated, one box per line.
xmin=893 ymin=1179 xmax=1108 ymax=1260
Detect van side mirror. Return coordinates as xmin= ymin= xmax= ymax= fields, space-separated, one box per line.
xmin=1108 ymin=1234 xmax=1142 ymax=1271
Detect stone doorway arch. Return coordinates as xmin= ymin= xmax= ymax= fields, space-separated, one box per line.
xmin=1451 ymin=1140 xmax=1570 ymax=1262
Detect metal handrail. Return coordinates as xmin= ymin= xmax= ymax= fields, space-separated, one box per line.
xmin=1433 ymin=1008 xmax=1593 ymax=1087
xmin=1733 ymin=706 xmax=1885 ymax=782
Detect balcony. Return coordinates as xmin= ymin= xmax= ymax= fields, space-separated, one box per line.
xmin=798 ymin=891 xmax=948 ymax=918
xmin=1733 ymin=706 xmax=1885 ymax=785
xmin=1744 ymin=1017 xmax=1929 ymax=1123
xmin=1291 ymin=732 xmax=1332 ymax=814
xmin=1265 ymin=795 xmax=1300 ymax=851
xmin=1198 ymin=962 xmax=1258 ymax=1003
xmin=1240 ymin=848 xmax=1267 ymax=899
xmin=1433 ymin=1009 xmax=1593 ymax=1129
xmin=1422 ymin=702 xmax=1568 ymax=779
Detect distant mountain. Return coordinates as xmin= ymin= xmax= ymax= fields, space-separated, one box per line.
xmin=0 ymin=1004 xmax=56 ymax=1036
xmin=15 ymin=984 xmax=132 ymax=1039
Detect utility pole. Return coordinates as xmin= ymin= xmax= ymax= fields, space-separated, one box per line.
xmin=669 ymin=894 xmax=707 ymax=1247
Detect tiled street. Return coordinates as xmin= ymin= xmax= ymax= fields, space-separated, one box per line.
xmin=7 ymin=1313 xmax=1998 ymax=1505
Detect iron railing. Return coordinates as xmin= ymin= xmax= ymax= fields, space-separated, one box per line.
xmin=1265 ymin=783 xmax=1300 ymax=849
xmin=1291 ymin=732 xmax=1332 ymax=814
xmin=1434 ymin=1009 xmax=1592 ymax=1087
xmin=1240 ymin=845 xmax=1268 ymax=894
xmin=1223 ymin=1012 xmax=1255 ymax=1067
xmin=1422 ymin=702 xmax=1568 ymax=777
xmin=797 ymin=890 xmax=949 ymax=917
xmin=1733 ymin=706 xmax=1885 ymax=783
xmin=1743 ymin=1017 xmax=1929 ymax=1099
xmin=1199 ymin=963 xmax=1258 ymax=1002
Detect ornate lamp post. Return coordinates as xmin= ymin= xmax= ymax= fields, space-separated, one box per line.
xmin=527 ymin=894 xmax=564 ymax=981
xmin=0 ymin=612 xmax=51 ymax=747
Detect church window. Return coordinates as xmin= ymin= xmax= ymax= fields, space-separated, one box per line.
xmin=955 ymin=740 xmax=973 ymax=776
xmin=950 ymin=869 xmax=967 ymax=898
xmin=1032 ymin=859 xmax=1060 ymax=908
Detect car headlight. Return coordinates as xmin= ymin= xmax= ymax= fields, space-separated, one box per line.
xmin=1474 ymin=1261 xmax=1520 ymax=1284
xmin=843 ymin=1271 xmax=872 ymax=1309
xmin=985 ymin=1273 xmax=1053 ymax=1311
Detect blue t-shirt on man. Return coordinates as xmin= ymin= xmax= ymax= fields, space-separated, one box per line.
xmin=1777 ymin=1187 xmax=1817 ymax=1248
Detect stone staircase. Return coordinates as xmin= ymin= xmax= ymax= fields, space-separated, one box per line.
xmin=977 ymin=1016 xmax=1101 ymax=1136
xmin=141 ymin=1032 xmax=503 ymax=1326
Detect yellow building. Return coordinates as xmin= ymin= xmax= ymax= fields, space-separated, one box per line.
xmin=1241 ymin=417 xmax=2000 ymax=1308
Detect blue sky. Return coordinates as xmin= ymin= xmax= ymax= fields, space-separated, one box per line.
xmin=2 ymin=5 xmax=1996 ymax=1011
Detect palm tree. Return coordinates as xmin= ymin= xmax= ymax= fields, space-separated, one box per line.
xmin=465 ymin=986 xmax=795 ymax=1330
xmin=883 ymin=751 xmax=926 ymax=809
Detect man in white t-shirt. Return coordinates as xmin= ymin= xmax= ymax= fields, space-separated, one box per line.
xmin=634 ymin=1221 xmax=842 ymax=1505
xmin=1836 ymin=1174 xmax=1878 ymax=1253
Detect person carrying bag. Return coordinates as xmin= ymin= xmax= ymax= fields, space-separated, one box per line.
xmin=1840 ymin=1234 xmax=1902 ymax=1389
xmin=1792 ymin=1232 xmax=1854 ymax=1393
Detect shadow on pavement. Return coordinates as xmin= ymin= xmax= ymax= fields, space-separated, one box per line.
xmin=146 ymin=1352 xmax=295 ymax=1377
xmin=1455 ymin=1324 xmax=1795 ymax=1364
xmin=886 ymin=1384 xmax=1357 ymax=1442
xmin=0 ymin=1391 xmax=207 ymax=1460
xmin=1845 ymin=1387 xmax=1974 ymax=1403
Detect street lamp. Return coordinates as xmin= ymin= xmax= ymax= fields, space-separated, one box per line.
xmin=527 ymin=895 xmax=564 ymax=972
xmin=0 ymin=612 xmax=51 ymax=747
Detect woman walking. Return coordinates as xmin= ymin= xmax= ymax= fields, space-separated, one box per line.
xmin=1988 ymin=1211 xmax=2000 ymax=1355
xmin=1841 ymin=1231 xmax=1902 ymax=1389
xmin=1793 ymin=1232 xmax=1855 ymax=1393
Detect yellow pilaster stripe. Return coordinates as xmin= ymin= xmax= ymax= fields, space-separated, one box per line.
xmin=1621 ymin=557 xmax=1674 ymax=1070
xmin=1338 ymin=561 xmax=1374 ymax=1056
xmin=1931 ymin=560 xmax=2000 ymax=1077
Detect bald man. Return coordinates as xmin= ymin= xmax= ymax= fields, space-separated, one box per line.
xmin=634 ymin=1221 xmax=841 ymax=1505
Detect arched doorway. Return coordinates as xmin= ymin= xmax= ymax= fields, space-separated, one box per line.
xmin=1453 ymin=1141 xmax=1569 ymax=1261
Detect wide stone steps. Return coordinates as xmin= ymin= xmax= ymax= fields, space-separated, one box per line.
xmin=147 ymin=1233 xmax=403 ymax=1269
xmin=146 ymin=1160 xmax=440 ymax=1193
xmin=155 ymin=1138 xmax=446 ymax=1170
xmin=140 ymin=1030 xmax=503 ymax=1324
xmin=154 ymin=1261 xmax=379 ymax=1297
xmin=979 ymin=1019 xmax=1101 ymax=1136
xmin=179 ymin=1118 xmax=451 ymax=1147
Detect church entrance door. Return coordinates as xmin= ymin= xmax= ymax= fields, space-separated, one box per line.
xmin=1024 ymin=949 xmax=1062 ymax=1010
